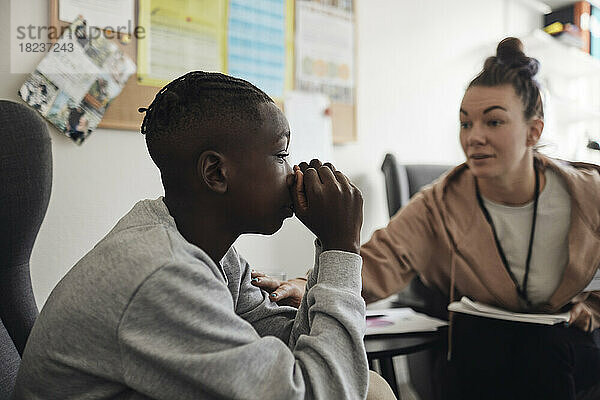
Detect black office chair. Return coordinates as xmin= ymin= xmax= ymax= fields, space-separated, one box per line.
xmin=380 ymin=153 xmax=452 ymax=400
xmin=381 ymin=154 xmax=452 ymax=217
xmin=381 ymin=154 xmax=452 ymax=320
xmin=0 ymin=100 xmax=52 ymax=399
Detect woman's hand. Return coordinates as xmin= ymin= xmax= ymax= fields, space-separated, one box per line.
xmin=569 ymin=302 xmax=595 ymax=332
xmin=250 ymin=270 xmax=307 ymax=308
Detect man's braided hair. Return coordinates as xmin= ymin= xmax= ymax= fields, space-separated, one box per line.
xmin=139 ymin=71 xmax=274 ymax=140
xmin=138 ymin=71 xmax=275 ymax=191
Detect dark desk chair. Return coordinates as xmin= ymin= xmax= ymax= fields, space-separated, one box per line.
xmin=0 ymin=100 xmax=52 ymax=399
xmin=381 ymin=154 xmax=452 ymax=218
xmin=380 ymin=154 xmax=452 ymax=400
xmin=380 ymin=154 xmax=452 ymax=320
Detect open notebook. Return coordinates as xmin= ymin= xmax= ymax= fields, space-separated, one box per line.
xmin=448 ymin=297 xmax=570 ymax=325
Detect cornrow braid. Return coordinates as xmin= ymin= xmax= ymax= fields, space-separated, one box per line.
xmin=139 ymin=71 xmax=274 ymax=139
xmin=139 ymin=71 xmax=276 ymax=194
xmin=469 ymin=37 xmax=544 ymax=121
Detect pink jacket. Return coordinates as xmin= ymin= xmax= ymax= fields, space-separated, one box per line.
xmin=361 ymin=154 xmax=600 ymax=330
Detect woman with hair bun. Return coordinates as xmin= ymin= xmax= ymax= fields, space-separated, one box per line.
xmin=253 ymin=37 xmax=600 ymax=399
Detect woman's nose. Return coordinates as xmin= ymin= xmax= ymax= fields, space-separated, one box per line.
xmin=467 ymin=124 xmax=486 ymax=146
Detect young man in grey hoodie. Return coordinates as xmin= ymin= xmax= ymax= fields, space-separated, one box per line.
xmin=14 ymin=72 xmax=377 ymax=399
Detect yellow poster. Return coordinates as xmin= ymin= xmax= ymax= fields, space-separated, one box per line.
xmin=137 ymin=0 xmax=228 ymax=87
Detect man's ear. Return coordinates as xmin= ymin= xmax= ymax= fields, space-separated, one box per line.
xmin=197 ymin=151 xmax=228 ymax=194
xmin=526 ymin=118 xmax=544 ymax=147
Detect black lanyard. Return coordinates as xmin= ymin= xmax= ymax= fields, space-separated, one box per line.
xmin=474 ymin=163 xmax=540 ymax=308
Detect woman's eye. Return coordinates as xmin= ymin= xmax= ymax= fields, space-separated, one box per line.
xmin=488 ymin=120 xmax=503 ymax=127
xmin=460 ymin=122 xmax=471 ymax=129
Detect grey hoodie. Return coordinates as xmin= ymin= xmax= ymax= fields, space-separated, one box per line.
xmin=14 ymin=198 xmax=368 ymax=399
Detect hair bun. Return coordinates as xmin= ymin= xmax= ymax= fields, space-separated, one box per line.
xmin=495 ymin=37 xmax=539 ymax=79
xmin=496 ymin=37 xmax=524 ymax=60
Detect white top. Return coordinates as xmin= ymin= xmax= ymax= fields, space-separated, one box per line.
xmin=482 ymin=168 xmax=571 ymax=307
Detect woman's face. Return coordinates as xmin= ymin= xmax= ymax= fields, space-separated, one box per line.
xmin=459 ymin=84 xmax=540 ymax=180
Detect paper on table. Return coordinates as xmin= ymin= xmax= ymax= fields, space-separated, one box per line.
xmin=365 ymin=308 xmax=447 ymax=336
xmin=448 ymin=297 xmax=570 ymax=325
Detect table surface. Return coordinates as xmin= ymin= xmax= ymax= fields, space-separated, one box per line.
xmin=364 ymin=330 xmax=445 ymax=359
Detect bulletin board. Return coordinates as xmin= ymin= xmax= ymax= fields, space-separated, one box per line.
xmin=49 ymin=0 xmax=356 ymax=142
xmin=49 ymin=0 xmax=160 ymax=131
xmin=294 ymin=0 xmax=356 ymax=143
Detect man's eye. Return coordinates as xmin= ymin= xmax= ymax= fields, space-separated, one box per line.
xmin=277 ymin=153 xmax=289 ymax=161
xmin=460 ymin=122 xmax=471 ymax=129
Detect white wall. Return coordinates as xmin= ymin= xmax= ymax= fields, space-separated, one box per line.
xmin=235 ymin=0 xmax=542 ymax=279
xmin=1 ymin=0 xmax=541 ymax=306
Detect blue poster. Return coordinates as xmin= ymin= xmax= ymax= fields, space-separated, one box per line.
xmin=227 ymin=0 xmax=286 ymax=98
xmin=592 ymin=6 xmax=600 ymax=60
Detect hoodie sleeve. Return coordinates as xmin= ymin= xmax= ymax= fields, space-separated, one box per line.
xmin=117 ymin=254 xmax=368 ymax=400
xmin=234 ymin=240 xmax=322 ymax=344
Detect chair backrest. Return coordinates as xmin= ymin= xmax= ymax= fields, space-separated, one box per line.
xmin=380 ymin=153 xmax=453 ymax=321
xmin=381 ymin=153 xmax=452 ymax=218
xmin=0 ymin=100 xmax=52 ymax=398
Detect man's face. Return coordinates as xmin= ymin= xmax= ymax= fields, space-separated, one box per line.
xmin=227 ymin=102 xmax=294 ymax=235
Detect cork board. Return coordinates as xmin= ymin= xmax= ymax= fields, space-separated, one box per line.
xmin=49 ymin=0 xmax=160 ymax=131
xmin=49 ymin=0 xmax=355 ymax=142
xmin=331 ymin=103 xmax=354 ymax=143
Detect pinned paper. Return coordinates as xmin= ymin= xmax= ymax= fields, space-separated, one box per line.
xmin=284 ymin=91 xmax=333 ymax=166
xmin=19 ymin=17 xmax=136 ymax=144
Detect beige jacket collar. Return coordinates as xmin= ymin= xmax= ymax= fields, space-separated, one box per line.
xmin=433 ymin=154 xmax=600 ymax=312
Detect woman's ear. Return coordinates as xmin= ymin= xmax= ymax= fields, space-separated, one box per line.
xmin=197 ymin=151 xmax=228 ymax=194
xmin=527 ymin=117 xmax=544 ymax=147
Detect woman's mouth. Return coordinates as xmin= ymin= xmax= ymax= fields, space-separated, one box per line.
xmin=470 ymin=153 xmax=494 ymax=160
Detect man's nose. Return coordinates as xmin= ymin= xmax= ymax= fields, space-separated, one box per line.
xmin=285 ymin=163 xmax=295 ymax=186
xmin=285 ymin=159 xmax=293 ymax=174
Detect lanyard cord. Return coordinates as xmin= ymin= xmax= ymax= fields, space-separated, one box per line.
xmin=475 ymin=162 xmax=540 ymax=308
